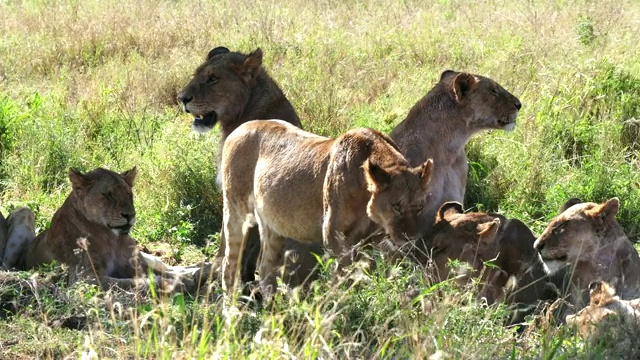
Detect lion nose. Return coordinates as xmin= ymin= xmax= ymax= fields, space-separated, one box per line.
xmin=177 ymin=93 xmax=193 ymax=109
xmin=514 ymin=99 xmax=522 ymax=110
xmin=122 ymin=212 xmax=136 ymax=223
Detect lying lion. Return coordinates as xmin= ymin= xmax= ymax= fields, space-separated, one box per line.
xmin=534 ymin=198 xmax=640 ymax=308
xmin=13 ymin=167 xmax=195 ymax=293
xmin=177 ymin=46 xmax=321 ymax=285
xmin=424 ymin=203 xmax=544 ymax=301
xmin=221 ymin=120 xmax=433 ymax=296
xmin=419 ymin=202 xmax=569 ymax=324
xmin=390 ymin=70 xmax=522 ymax=237
xmin=567 ymin=281 xmax=640 ymax=345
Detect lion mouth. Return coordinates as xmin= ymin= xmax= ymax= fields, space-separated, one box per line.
xmin=498 ymin=113 xmax=517 ymax=132
xmin=110 ymin=224 xmax=133 ymax=235
xmin=538 ymin=252 xmax=569 ymax=274
xmin=192 ymin=112 xmax=218 ymax=133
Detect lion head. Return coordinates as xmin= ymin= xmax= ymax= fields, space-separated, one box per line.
xmin=533 ymin=197 xmax=640 ymax=314
xmin=439 ymin=70 xmax=522 ymax=132
xmin=177 ymin=47 xmax=265 ymax=134
xmin=69 ymin=167 xmax=137 ymax=236
xmin=533 ymin=198 xmax=621 ymax=276
xmin=363 ymin=158 xmax=434 ymax=247
xmin=427 ymin=202 xmax=503 ymax=281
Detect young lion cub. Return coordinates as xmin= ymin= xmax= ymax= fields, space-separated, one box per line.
xmin=221 ymin=120 xmax=433 ymax=295
xmin=567 ymin=281 xmax=640 ymax=343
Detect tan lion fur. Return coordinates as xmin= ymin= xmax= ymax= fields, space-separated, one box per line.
xmin=390 ymin=70 xmax=522 ymax=237
xmin=178 ymin=46 xmax=319 ymax=285
xmin=221 ymin=120 xmax=433 ymax=296
xmin=419 ymin=202 xmax=568 ymax=324
xmin=21 ymin=167 xmax=189 ymax=292
xmin=534 ymin=198 xmax=640 ymax=308
xmin=566 ymin=281 xmax=640 ymax=343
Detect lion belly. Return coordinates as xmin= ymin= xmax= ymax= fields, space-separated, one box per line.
xmin=253 ymin=150 xmax=328 ymax=243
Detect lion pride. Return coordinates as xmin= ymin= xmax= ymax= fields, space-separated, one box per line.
xmin=221 ymin=120 xmax=433 ymax=296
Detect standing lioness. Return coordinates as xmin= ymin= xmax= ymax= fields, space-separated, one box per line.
xmin=221 ymin=120 xmax=433 ymax=295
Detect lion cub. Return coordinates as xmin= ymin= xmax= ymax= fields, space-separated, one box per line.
xmin=534 ymin=198 xmax=640 ymax=305
xmin=221 ymin=120 xmax=433 ymax=296
xmin=567 ymin=281 xmax=640 ymax=342
xmin=420 ymin=202 xmax=568 ymax=324
xmin=424 ymin=202 xmax=540 ymax=304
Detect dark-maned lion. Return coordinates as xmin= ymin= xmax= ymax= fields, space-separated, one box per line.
xmin=534 ymin=198 xmax=640 ymax=307
xmin=177 ymin=47 xmax=301 ymax=138
xmin=390 ymin=70 xmax=522 ymax=237
xmin=221 ymin=120 xmax=433 ymax=296
xmin=177 ymin=46 xmax=320 ymax=284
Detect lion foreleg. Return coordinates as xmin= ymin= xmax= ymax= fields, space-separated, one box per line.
xmin=322 ymin=200 xmax=356 ymax=269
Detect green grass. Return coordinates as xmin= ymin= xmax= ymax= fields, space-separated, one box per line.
xmin=1 ymin=0 xmax=640 ymax=358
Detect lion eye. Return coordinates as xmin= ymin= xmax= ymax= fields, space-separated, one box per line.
xmin=553 ymin=221 xmax=567 ymax=235
xmin=392 ymin=203 xmax=402 ymax=214
xmin=207 ymin=75 xmax=219 ymax=84
xmin=490 ymin=88 xmax=500 ymax=97
xmin=103 ymin=192 xmax=114 ymax=201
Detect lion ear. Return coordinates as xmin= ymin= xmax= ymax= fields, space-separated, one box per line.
xmin=69 ymin=168 xmax=93 ymax=191
xmin=440 ymin=70 xmax=457 ymax=83
xmin=237 ymin=48 xmax=263 ymax=81
xmin=121 ymin=166 xmax=138 ymax=187
xmin=560 ymin=198 xmax=582 ymax=212
xmin=436 ymin=201 xmax=464 ymax=223
xmin=452 ymin=72 xmax=478 ymax=103
xmin=588 ymin=281 xmax=616 ymax=306
xmin=586 ymin=197 xmax=620 ymax=230
xmin=364 ymin=160 xmax=391 ymax=193
xmin=416 ymin=158 xmax=434 ymax=191
xmin=477 ymin=218 xmax=501 ymax=244
xmin=207 ymin=46 xmax=230 ymax=60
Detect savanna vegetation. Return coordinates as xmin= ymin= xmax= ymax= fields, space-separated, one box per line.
xmin=1 ymin=0 xmax=639 ymax=358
